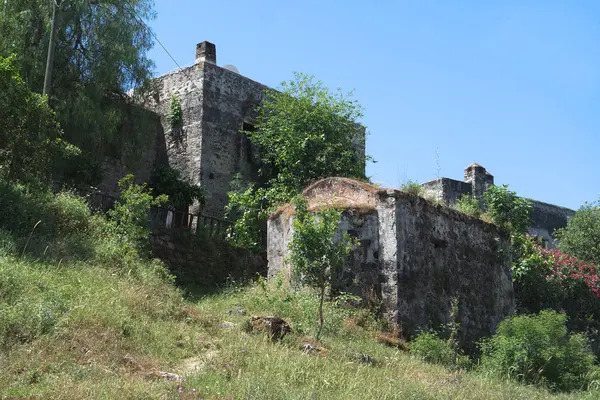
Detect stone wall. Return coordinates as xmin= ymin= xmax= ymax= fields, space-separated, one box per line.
xmin=268 ymin=178 xmax=514 ymax=347
xmin=97 ymin=113 xmax=166 ymax=197
xmin=421 ymin=178 xmax=472 ymax=205
xmin=421 ymin=164 xmax=575 ymax=248
xmin=529 ymin=200 xmax=576 ymax=247
xmin=200 ymin=62 xmax=267 ymax=216
xmin=151 ymin=228 xmax=267 ymax=287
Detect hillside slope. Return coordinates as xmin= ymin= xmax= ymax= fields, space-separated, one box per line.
xmin=1 ymin=256 xmax=598 ymax=400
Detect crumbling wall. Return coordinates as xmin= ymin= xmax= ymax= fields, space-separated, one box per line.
xmin=389 ymin=191 xmax=514 ymax=346
xmin=529 ymin=200 xmax=576 ymax=248
xmin=199 ymin=63 xmax=267 ymax=216
xmin=267 ymin=178 xmax=514 ymax=347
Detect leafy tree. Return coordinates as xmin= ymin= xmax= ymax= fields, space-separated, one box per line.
xmin=149 ymin=165 xmax=204 ymax=211
xmin=0 ymin=0 xmax=156 ymax=182
xmin=555 ymin=199 xmax=600 ymax=264
xmin=0 ymin=54 xmax=78 ymax=182
xmin=287 ymin=197 xmax=356 ymax=340
xmin=483 ymin=184 xmax=532 ymax=236
xmin=226 ymin=73 xmax=370 ymax=250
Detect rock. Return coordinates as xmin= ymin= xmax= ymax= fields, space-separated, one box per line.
xmin=220 ymin=321 xmax=237 ymax=329
xmin=142 ymin=370 xmax=185 ymax=382
xmin=355 ymin=353 xmax=377 ymax=365
xmin=228 ymin=305 xmax=246 ymax=316
xmin=247 ymin=316 xmax=291 ymax=341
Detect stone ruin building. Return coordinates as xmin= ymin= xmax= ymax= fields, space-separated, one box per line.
xmin=267 ymin=177 xmax=515 ymax=346
xmin=422 ymin=163 xmax=575 ymax=247
xmin=100 ymin=40 xmax=365 ymax=218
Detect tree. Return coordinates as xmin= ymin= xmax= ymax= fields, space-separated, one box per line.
xmin=555 ymin=199 xmax=600 ymax=264
xmin=483 ymin=184 xmax=532 ymax=236
xmin=0 ymin=54 xmax=78 ymax=182
xmin=0 ymin=0 xmax=156 ymax=183
xmin=226 ymin=73 xmax=370 ymax=250
xmin=287 ymin=197 xmax=356 ymax=340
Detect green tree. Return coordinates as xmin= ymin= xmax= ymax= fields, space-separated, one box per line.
xmin=483 ymin=184 xmax=532 ymax=236
xmin=226 ymin=73 xmax=370 ymax=250
xmin=0 ymin=0 xmax=156 ymax=182
xmin=555 ymin=199 xmax=600 ymax=264
xmin=149 ymin=165 xmax=204 ymax=211
xmin=0 ymin=54 xmax=78 ymax=182
xmin=287 ymin=198 xmax=356 ymax=340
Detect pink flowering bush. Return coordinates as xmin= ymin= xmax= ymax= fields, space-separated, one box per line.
xmin=513 ymin=234 xmax=600 ymax=352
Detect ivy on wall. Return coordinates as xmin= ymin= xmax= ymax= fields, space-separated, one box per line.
xmin=167 ymin=95 xmax=183 ymax=130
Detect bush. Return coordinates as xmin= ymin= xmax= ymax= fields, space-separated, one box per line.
xmin=479 ymin=310 xmax=599 ymax=392
xmin=410 ymin=332 xmax=456 ymax=366
xmin=454 ymin=194 xmax=481 ymax=218
xmin=483 ymin=185 xmax=532 ymax=236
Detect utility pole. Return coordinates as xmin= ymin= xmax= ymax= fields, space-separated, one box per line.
xmin=43 ymin=0 xmax=62 ymax=97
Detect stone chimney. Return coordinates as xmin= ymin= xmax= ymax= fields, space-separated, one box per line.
xmin=464 ymin=163 xmax=494 ymax=199
xmin=196 ymin=41 xmax=216 ymax=64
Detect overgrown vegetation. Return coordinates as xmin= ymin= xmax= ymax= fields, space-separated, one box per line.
xmin=150 ymin=165 xmax=204 ymax=211
xmin=555 ymin=198 xmax=600 ymax=264
xmin=167 ymin=94 xmax=183 ymax=130
xmin=454 ymin=194 xmax=482 ymax=218
xmin=479 ymin=311 xmax=599 ymax=392
xmin=226 ymin=73 xmax=371 ymax=251
xmin=400 ymin=180 xmax=425 ymax=196
xmin=288 ymin=198 xmax=356 ymax=340
xmin=0 ymin=0 xmax=157 ymax=184
xmin=0 ymin=54 xmax=79 ymax=182
xmin=483 ymin=184 xmax=532 ymax=236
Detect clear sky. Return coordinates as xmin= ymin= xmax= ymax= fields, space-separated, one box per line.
xmin=147 ymin=0 xmax=600 ymax=210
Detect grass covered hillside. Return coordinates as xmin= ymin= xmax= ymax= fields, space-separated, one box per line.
xmin=0 ymin=179 xmax=599 ymax=399
xmin=1 ymin=259 xmax=599 ymax=400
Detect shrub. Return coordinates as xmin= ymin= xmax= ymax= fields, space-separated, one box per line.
xmin=512 ymin=234 xmax=600 ymax=347
xmin=108 ymin=174 xmax=168 ymax=250
xmin=410 ymin=332 xmax=456 ymax=366
xmin=483 ymin=185 xmax=532 ymax=236
xmin=479 ymin=310 xmax=599 ymax=392
xmin=150 ymin=165 xmax=204 ymax=211
xmin=454 ymin=194 xmax=481 ymax=218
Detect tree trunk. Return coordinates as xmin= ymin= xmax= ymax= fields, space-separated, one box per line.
xmin=317 ymin=284 xmax=325 ymax=341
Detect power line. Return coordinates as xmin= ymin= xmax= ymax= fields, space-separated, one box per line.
xmin=111 ymin=1 xmax=203 ymax=94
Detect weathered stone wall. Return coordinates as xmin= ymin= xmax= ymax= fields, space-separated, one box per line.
xmin=200 ymin=62 xmax=267 ymax=216
xmin=421 ymin=164 xmax=575 ymax=248
xmin=142 ymin=64 xmax=205 ymax=211
xmin=421 ymin=178 xmax=472 ymax=205
xmin=268 ymin=178 xmax=514 ymax=347
xmin=96 ymin=105 xmax=166 ymax=198
xmin=389 ymin=191 xmax=513 ymax=346
xmin=529 ymin=200 xmax=576 ymax=248
xmin=152 ymin=228 xmax=267 ymax=286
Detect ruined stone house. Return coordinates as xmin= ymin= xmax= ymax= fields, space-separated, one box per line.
xmin=102 ymin=40 xmax=365 ymax=218
xmin=422 ymin=163 xmax=575 ymax=247
xmin=267 ymin=177 xmax=515 ymax=346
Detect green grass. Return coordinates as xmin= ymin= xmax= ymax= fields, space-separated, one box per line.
xmin=1 ymin=257 xmax=599 ymax=399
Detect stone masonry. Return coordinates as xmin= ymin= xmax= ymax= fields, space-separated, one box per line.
xmin=268 ymin=178 xmax=515 ymax=347
xmin=141 ymin=41 xmax=367 ymax=217
xmin=422 ymin=163 xmax=575 ymax=247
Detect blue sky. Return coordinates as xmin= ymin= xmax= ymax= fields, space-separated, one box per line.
xmin=148 ymin=0 xmax=599 ymax=210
